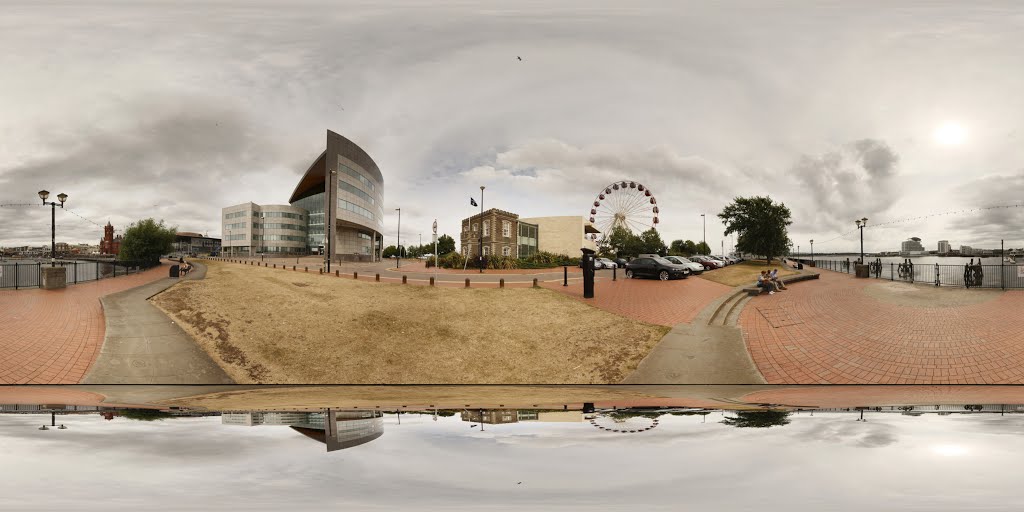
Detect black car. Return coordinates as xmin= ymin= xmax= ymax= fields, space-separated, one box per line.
xmin=625 ymin=257 xmax=689 ymax=281
xmin=614 ymin=257 xmax=629 ymax=268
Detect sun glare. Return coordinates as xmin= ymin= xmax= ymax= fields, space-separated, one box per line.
xmin=933 ymin=122 xmax=967 ymax=146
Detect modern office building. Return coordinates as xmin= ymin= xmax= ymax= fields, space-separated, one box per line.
xmin=221 ymin=412 xmax=323 ymax=427
xmin=460 ymin=210 xmax=598 ymax=259
xmin=900 ymin=237 xmax=925 ymax=254
xmin=293 ymin=410 xmax=384 ymax=452
xmin=938 ymin=240 xmax=951 ymax=254
xmin=222 ymin=202 xmax=308 ymax=256
xmin=221 ymin=131 xmax=384 ymax=261
xmin=960 ymin=245 xmax=974 ymax=255
xmin=173 ymin=232 xmax=221 ymax=255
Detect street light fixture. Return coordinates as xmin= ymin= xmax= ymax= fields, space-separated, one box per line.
xmin=38 ymin=190 xmax=68 ymax=267
xmin=809 ymin=239 xmax=814 ymax=264
xmin=395 ymin=208 xmax=401 ymax=269
xmin=855 ymin=217 xmax=868 ymax=264
xmin=700 ymin=213 xmax=706 ymax=255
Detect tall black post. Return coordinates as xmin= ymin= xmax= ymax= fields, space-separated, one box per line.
xmin=1001 ymin=239 xmax=1005 ymax=290
xmin=50 ymin=202 xmax=56 ymax=267
xmin=396 ymin=208 xmax=401 ymax=269
xmin=479 ymin=186 xmax=485 ymax=273
xmin=859 ymin=226 xmax=864 ymax=264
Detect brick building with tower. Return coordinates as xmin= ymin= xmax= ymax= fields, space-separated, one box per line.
xmin=99 ymin=222 xmax=122 ymax=256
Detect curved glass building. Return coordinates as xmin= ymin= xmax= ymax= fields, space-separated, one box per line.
xmin=222 ymin=130 xmax=384 ymax=261
xmin=288 ymin=130 xmax=384 ymax=262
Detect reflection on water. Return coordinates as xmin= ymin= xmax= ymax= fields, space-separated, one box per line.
xmin=6 ymin=400 xmax=1024 ymax=509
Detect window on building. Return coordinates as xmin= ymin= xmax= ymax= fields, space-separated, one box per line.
xmin=483 ymin=222 xmax=490 ymax=237
xmin=502 ymin=246 xmax=511 ymax=256
xmin=483 ymin=246 xmax=490 ymax=256
xmin=502 ymin=220 xmax=510 ymax=237
xmin=472 ymin=223 xmax=478 ymax=232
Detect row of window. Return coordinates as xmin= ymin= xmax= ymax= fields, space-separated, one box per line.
xmin=255 ymin=223 xmax=307 ymax=232
xmin=262 ymin=211 xmax=304 ymax=220
xmin=224 ymin=211 xmax=249 ymax=219
xmin=225 ymin=233 xmax=247 ymax=241
xmin=357 ymin=232 xmax=372 ymax=240
xmin=462 ymin=245 xmax=514 ymax=256
xmin=339 ymin=199 xmax=374 ymax=220
xmin=339 ymin=181 xmax=375 ymax=205
xmin=224 ymin=222 xmax=248 ymax=230
xmin=339 ymin=163 xmax=375 ymax=192
xmin=463 ymin=220 xmax=514 ymax=237
xmin=254 ymin=234 xmax=306 ymax=242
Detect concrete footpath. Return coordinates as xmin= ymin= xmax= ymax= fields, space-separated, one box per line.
xmin=82 ymin=261 xmax=234 ymax=384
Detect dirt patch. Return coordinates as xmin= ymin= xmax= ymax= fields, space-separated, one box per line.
xmin=151 ymin=261 xmax=669 ymax=384
xmin=863 ymin=281 xmax=1001 ymax=308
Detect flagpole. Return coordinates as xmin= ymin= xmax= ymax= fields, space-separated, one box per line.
xmin=479 ymin=186 xmax=485 ymax=273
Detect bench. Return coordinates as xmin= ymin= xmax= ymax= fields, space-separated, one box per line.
xmin=742 ymin=272 xmax=820 ymax=296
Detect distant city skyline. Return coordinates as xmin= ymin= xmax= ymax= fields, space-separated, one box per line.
xmin=2 ymin=1 xmax=1023 ymax=253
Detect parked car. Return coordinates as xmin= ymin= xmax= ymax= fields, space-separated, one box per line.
xmin=625 ymin=256 xmax=690 ymax=281
xmin=596 ymin=257 xmax=618 ymax=269
xmin=614 ymin=257 xmax=629 ymax=268
xmin=663 ymin=255 xmax=704 ymax=275
xmin=708 ymin=256 xmax=730 ymax=266
xmin=689 ymin=256 xmax=719 ymax=270
xmin=693 ymin=255 xmax=725 ymax=268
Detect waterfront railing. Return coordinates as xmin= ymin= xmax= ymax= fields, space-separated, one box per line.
xmin=0 ymin=259 xmax=156 ymax=290
xmin=802 ymin=258 xmax=1024 ymax=289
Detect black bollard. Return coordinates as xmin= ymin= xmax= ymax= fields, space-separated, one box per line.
xmin=563 ymin=266 xmax=568 ymax=287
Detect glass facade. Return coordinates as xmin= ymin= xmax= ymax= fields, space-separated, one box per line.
xmin=292 ymin=192 xmax=325 ymax=250
xmin=339 ymin=181 xmax=375 ymax=205
xmin=224 ymin=211 xmax=249 ymax=219
xmin=518 ymin=222 xmax=538 ymax=257
xmin=339 ymin=199 xmax=374 ymax=220
xmin=339 ymin=163 xmax=375 ymax=192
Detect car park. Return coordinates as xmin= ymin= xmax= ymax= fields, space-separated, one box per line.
xmin=625 ymin=256 xmax=690 ymax=280
xmin=663 ymin=255 xmax=704 ymax=275
xmin=690 ymin=256 xmax=720 ymax=270
xmin=696 ymin=255 xmax=726 ymax=268
xmin=596 ymin=257 xmax=618 ymax=269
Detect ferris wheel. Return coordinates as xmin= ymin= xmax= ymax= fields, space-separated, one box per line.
xmin=587 ymin=181 xmax=659 ymax=241
xmin=589 ymin=414 xmax=660 ymax=433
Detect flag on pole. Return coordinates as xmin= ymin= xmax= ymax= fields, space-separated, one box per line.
xmin=470 ymin=197 xmax=478 ymax=207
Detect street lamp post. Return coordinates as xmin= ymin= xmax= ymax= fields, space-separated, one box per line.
xmin=700 ymin=213 xmax=706 ymax=255
xmin=855 ymin=217 xmax=868 ymax=264
xmin=395 ymin=208 xmax=401 ymax=268
xmin=479 ymin=186 xmax=485 ymax=273
xmin=810 ymin=239 xmax=814 ymax=264
xmin=325 ymin=169 xmax=337 ymax=272
xmin=37 ymin=190 xmax=68 ymax=267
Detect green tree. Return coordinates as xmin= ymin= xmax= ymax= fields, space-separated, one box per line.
xmin=382 ymin=245 xmax=398 ymax=258
xmin=436 ymin=234 xmax=456 ymax=255
xmin=119 ymin=409 xmax=173 ymax=421
xmin=637 ymin=228 xmax=667 ymax=255
xmin=607 ymin=226 xmax=641 ymax=257
xmin=720 ymin=410 xmax=791 ymax=428
xmin=118 ymin=218 xmax=176 ymax=266
xmin=717 ymin=196 xmax=793 ymax=264
xmin=669 ymin=239 xmax=686 ymax=255
xmin=695 ymin=241 xmax=711 ymax=255
xmin=684 ymin=240 xmax=698 ymax=255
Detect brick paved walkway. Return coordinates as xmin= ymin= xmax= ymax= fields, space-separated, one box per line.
xmin=740 ymin=386 xmax=1024 ymax=408
xmin=740 ymin=270 xmax=1024 ymax=384
xmin=0 ymin=266 xmax=168 ymax=384
xmin=543 ymin=276 xmax=734 ymax=327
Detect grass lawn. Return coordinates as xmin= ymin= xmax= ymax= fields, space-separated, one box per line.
xmin=151 ymin=261 xmax=669 ymax=384
xmin=697 ymin=260 xmax=798 ymax=287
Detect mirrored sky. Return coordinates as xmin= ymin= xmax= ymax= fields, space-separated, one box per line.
xmin=2 ymin=1 xmax=1023 ymax=252
xmin=4 ymin=411 xmax=1024 ymax=510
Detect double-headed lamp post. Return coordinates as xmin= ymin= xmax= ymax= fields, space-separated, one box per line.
xmin=38 ymin=190 xmax=68 ymax=267
xmin=854 ymin=217 xmax=868 ymax=264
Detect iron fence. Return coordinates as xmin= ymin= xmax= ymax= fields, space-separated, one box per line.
xmin=0 ymin=259 xmax=156 ymax=289
xmin=808 ymin=259 xmax=1024 ymax=289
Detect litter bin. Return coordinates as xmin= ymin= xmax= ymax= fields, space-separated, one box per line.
xmin=169 ymin=264 xmax=180 ymax=278
xmin=855 ymin=264 xmax=870 ymax=278
xmin=581 ymin=247 xmax=596 ymax=298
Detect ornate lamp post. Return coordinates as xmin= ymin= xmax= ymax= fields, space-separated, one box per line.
xmin=38 ymin=190 xmax=68 ymax=267
xmin=855 ymin=217 xmax=868 ymax=264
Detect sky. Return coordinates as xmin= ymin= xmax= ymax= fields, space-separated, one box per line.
xmin=3 ymin=411 xmax=1024 ymax=510
xmin=1 ymin=1 xmax=1023 ymax=253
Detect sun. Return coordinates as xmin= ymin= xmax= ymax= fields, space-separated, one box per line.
xmin=933 ymin=121 xmax=967 ymax=146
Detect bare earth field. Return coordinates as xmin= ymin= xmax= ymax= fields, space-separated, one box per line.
xmin=698 ymin=260 xmax=797 ymax=287
xmin=151 ymin=261 xmax=669 ymax=384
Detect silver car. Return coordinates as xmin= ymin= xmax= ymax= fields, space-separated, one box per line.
xmin=596 ymin=257 xmax=618 ymax=269
xmin=663 ymin=255 xmax=704 ymax=275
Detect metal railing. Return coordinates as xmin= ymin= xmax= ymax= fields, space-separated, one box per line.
xmin=808 ymin=258 xmax=1024 ymax=289
xmin=0 ymin=259 xmax=156 ymax=289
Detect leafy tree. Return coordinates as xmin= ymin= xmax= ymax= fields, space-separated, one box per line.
xmin=684 ymin=240 xmax=698 ymax=255
xmin=119 ymin=408 xmax=173 ymax=421
xmin=118 ymin=218 xmax=176 ymax=266
xmin=720 ymin=410 xmax=791 ymax=428
xmin=669 ymin=239 xmax=686 ymax=255
xmin=436 ymin=234 xmax=456 ymax=255
xmin=606 ymin=226 xmax=641 ymax=257
xmin=718 ymin=196 xmax=793 ymax=264
xmin=382 ymin=245 xmax=398 ymax=258
xmin=637 ymin=228 xmax=667 ymax=256
xmin=694 ymin=241 xmax=711 ymax=255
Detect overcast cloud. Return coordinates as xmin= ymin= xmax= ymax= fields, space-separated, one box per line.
xmin=3 ymin=412 xmax=1024 ymax=510
xmin=1 ymin=1 xmax=1023 ymax=252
